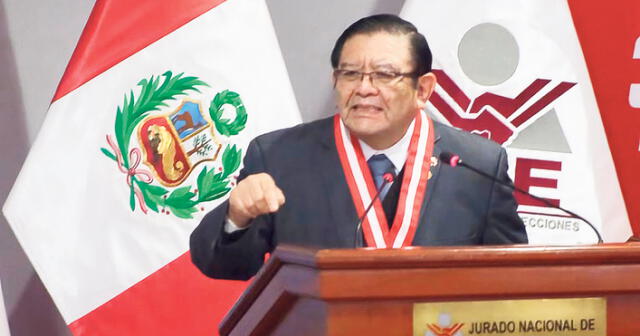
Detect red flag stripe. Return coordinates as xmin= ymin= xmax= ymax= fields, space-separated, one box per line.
xmin=567 ymin=0 xmax=640 ymax=235
xmin=52 ymin=0 xmax=226 ymax=102
xmin=68 ymin=252 xmax=247 ymax=336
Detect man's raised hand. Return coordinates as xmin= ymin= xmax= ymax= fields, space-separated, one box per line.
xmin=227 ymin=173 xmax=285 ymax=228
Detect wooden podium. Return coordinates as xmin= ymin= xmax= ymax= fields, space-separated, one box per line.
xmin=220 ymin=243 xmax=640 ymax=335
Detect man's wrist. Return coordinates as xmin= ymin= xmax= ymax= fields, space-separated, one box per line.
xmin=227 ymin=208 xmax=251 ymax=228
xmin=224 ymin=216 xmax=250 ymax=234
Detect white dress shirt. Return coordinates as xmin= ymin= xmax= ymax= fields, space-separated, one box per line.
xmin=224 ymin=120 xmax=415 ymax=233
xmin=358 ymin=120 xmax=414 ymax=175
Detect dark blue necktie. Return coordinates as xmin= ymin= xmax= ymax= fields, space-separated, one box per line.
xmin=367 ymin=154 xmax=395 ymax=200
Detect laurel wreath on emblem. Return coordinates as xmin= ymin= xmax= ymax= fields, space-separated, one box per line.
xmin=100 ymin=71 xmax=246 ymax=218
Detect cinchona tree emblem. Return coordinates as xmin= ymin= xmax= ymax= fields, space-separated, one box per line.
xmin=101 ymin=71 xmax=247 ymax=218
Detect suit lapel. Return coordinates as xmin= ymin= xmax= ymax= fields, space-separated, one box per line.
xmin=315 ymin=119 xmax=359 ymax=247
xmin=423 ymin=132 xmax=443 ymax=209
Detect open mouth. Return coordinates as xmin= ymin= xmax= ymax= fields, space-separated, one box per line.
xmin=350 ymin=104 xmax=383 ymax=113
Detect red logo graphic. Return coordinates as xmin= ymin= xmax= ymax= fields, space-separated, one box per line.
xmin=425 ymin=313 xmax=465 ymax=336
xmin=429 ymin=69 xmax=576 ymax=145
xmin=426 ymin=321 xmax=465 ymax=336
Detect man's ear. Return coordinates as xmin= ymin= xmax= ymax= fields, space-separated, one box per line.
xmin=416 ymin=72 xmax=437 ymax=110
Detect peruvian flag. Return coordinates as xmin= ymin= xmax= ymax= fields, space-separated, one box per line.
xmin=2 ymin=0 xmax=300 ymax=335
xmin=401 ymin=0 xmax=636 ymax=243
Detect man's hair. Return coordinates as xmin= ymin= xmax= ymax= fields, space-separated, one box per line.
xmin=330 ymin=14 xmax=432 ymax=76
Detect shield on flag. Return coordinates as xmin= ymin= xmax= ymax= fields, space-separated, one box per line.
xmin=140 ymin=100 xmax=222 ymax=187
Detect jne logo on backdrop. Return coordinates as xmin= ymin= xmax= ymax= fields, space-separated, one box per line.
xmin=426 ymin=23 xmax=581 ymax=243
xmin=402 ymin=0 xmax=626 ymax=244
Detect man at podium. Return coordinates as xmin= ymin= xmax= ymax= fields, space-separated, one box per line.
xmin=190 ymin=14 xmax=527 ymax=280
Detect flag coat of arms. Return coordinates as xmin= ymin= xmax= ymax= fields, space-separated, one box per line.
xmin=2 ymin=0 xmax=301 ymax=334
xmin=401 ymin=0 xmax=634 ymax=244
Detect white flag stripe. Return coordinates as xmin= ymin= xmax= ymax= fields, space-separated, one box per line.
xmin=3 ymin=0 xmax=300 ymax=323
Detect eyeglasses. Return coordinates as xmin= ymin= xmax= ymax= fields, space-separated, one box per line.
xmin=333 ymin=69 xmax=416 ymax=87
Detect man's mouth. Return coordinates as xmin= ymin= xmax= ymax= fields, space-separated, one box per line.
xmin=350 ymin=104 xmax=383 ymax=113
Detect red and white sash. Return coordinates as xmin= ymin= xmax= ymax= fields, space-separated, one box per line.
xmin=334 ymin=110 xmax=435 ymax=248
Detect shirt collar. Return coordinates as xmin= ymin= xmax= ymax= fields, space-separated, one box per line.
xmin=359 ymin=119 xmax=415 ymax=174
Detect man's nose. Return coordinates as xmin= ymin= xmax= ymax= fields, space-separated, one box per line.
xmin=355 ymin=73 xmax=379 ymax=95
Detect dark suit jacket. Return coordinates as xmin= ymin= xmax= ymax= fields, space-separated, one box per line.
xmin=190 ymin=116 xmax=527 ymax=280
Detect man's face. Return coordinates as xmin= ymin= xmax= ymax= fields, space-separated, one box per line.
xmin=334 ymin=31 xmax=435 ymax=149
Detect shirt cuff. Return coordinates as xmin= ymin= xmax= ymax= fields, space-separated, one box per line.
xmin=224 ymin=216 xmax=249 ymax=234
